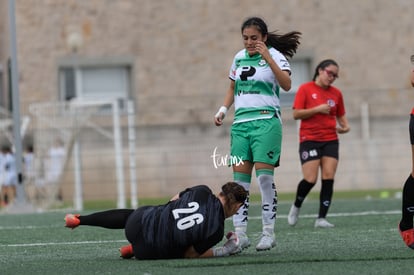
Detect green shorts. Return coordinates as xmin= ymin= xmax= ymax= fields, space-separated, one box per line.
xmin=230 ymin=117 xmax=282 ymax=167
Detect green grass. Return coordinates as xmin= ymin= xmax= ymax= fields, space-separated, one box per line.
xmin=1 ymin=194 xmax=413 ymax=275
xmin=79 ymin=189 xmax=403 ymax=210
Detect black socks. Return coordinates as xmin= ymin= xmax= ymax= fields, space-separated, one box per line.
xmin=294 ymin=179 xmax=315 ymax=208
xmin=401 ymin=174 xmax=414 ymax=230
xmin=79 ymin=209 xmax=134 ymax=229
xmin=318 ymin=179 xmax=334 ymax=219
xmin=294 ymin=178 xmax=334 ymax=219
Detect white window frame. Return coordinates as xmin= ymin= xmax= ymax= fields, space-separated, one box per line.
xmin=58 ymin=57 xmax=134 ymax=113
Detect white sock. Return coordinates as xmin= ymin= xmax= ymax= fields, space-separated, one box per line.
xmin=257 ymin=173 xmax=277 ymax=231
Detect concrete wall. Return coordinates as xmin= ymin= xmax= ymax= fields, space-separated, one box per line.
xmin=4 ymin=0 xmax=414 ymax=120
xmin=0 ymin=1 xmax=413 ymax=200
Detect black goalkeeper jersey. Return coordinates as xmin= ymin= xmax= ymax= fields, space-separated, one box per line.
xmin=125 ymin=185 xmax=225 ymax=259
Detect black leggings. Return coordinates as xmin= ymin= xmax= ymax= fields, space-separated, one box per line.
xmin=78 ymin=209 xmax=134 ymax=229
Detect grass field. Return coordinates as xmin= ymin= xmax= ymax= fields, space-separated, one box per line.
xmin=1 ymin=194 xmax=413 ymax=275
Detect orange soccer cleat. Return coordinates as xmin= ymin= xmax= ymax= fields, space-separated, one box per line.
xmin=119 ymin=244 xmax=134 ymax=259
xmin=399 ymin=223 xmax=414 ymax=249
xmin=64 ymin=214 xmax=80 ymax=229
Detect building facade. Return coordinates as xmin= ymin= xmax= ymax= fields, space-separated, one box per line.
xmin=0 ymin=0 xmax=413 ymax=203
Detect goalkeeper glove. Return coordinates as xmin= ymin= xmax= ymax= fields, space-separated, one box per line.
xmin=212 ymin=231 xmax=240 ymax=257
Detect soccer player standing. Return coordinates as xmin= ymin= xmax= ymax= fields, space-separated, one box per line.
xmin=399 ymin=62 xmax=414 ymax=249
xmin=214 ymin=17 xmax=301 ymax=251
xmin=65 ymin=182 xmax=247 ymax=259
xmin=287 ymin=59 xmax=350 ymax=228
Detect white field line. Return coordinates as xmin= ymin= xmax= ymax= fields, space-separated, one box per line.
xmin=0 ymin=210 xmax=400 ymax=229
xmin=0 ymin=209 xmax=401 ymax=248
xmin=250 ymin=209 xmax=401 ymax=220
xmin=2 ymin=240 xmax=127 ymax=247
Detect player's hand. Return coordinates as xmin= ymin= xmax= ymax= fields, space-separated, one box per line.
xmin=224 ymin=231 xmax=241 ymax=255
xmin=214 ymin=106 xmax=227 ymax=126
xmin=255 ymin=41 xmax=270 ymax=60
xmin=317 ymin=103 xmax=331 ymax=115
xmin=337 ymin=126 xmax=350 ymax=134
xmin=212 ymin=231 xmax=241 ymax=257
xmin=214 ymin=113 xmax=224 ymax=126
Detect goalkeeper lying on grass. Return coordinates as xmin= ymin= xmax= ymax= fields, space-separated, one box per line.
xmin=65 ymin=182 xmax=247 ymax=260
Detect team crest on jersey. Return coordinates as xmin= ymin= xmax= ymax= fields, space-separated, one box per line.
xmin=312 ymin=93 xmax=318 ymax=99
xmin=266 ymin=150 xmax=274 ymax=159
xmin=327 ymin=99 xmax=335 ymax=107
xmin=258 ymin=59 xmax=267 ymax=66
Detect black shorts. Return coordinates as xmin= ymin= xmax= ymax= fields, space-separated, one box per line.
xmin=409 ymin=114 xmax=414 ymax=145
xmin=299 ymin=140 xmax=339 ymax=165
xmin=124 ymin=206 xmax=159 ymax=260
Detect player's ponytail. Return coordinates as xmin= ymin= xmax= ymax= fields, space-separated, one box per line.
xmin=241 ymin=17 xmax=301 ymax=59
xmin=221 ymin=181 xmax=248 ymax=205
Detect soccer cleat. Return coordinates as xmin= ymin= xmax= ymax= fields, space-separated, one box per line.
xmin=119 ymin=244 xmax=134 ymax=259
xmin=230 ymin=231 xmax=250 ymax=254
xmin=314 ymin=218 xmax=335 ymax=228
xmin=287 ymin=204 xmax=300 ymax=226
xmin=256 ymin=232 xmax=276 ymax=251
xmin=399 ymin=223 xmax=414 ymax=249
xmin=64 ymin=214 xmax=80 ymax=229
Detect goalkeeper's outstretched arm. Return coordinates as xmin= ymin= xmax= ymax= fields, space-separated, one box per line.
xmin=183 ymin=232 xmax=240 ymax=258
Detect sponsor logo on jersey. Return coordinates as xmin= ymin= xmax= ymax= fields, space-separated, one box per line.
xmin=237 ymin=90 xmax=261 ymax=96
xmin=239 ymin=66 xmax=256 ymax=81
xmin=280 ymin=59 xmax=289 ymax=68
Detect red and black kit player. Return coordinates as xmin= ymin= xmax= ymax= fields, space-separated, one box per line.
xmin=399 ymin=61 xmax=414 ymax=249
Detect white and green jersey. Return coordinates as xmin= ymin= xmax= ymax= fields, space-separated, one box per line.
xmin=229 ymin=47 xmax=290 ymax=124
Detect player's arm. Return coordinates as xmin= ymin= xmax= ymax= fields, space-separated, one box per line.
xmin=214 ymin=80 xmax=235 ymax=126
xmin=182 ymin=246 xmax=221 ymax=258
xmin=183 ymin=246 xmax=232 ymax=258
xmin=255 ymin=41 xmax=291 ymax=91
xmin=411 ymin=70 xmax=414 ymax=87
xmin=182 ymin=246 xmax=204 ymax=258
xmin=336 ymin=115 xmax=350 ymax=134
xmin=183 ymin=232 xmax=240 ymax=258
xmin=267 ymin=60 xmax=291 ymax=91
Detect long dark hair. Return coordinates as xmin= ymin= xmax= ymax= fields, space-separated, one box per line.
xmin=312 ymin=59 xmax=339 ymax=81
xmin=241 ymin=17 xmax=301 ymax=59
